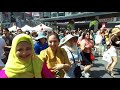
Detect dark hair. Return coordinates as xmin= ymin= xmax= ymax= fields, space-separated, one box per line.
xmin=110 ymin=35 xmax=120 ymax=47
xmin=47 ymin=31 xmax=60 ymax=42
xmin=108 ymin=28 xmax=112 ymax=35
xmin=82 ymin=31 xmax=90 ymax=39
xmin=79 ymin=31 xmax=83 ymax=37
xmin=17 ymin=29 xmax=22 ymax=32
xmin=3 ymin=28 xmax=9 ymax=32
xmin=25 ymin=31 xmax=30 ymax=35
xmin=32 ymin=31 xmax=38 ymax=37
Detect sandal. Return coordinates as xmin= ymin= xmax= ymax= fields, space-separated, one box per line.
xmin=109 ymin=71 xmax=115 ymax=78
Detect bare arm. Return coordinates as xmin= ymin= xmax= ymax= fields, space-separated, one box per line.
xmin=80 ymin=40 xmax=86 ymax=51
xmin=52 ymin=63 xmax=71 ymax=73
xmin=4 ymin=46 xmax=11 ymax=48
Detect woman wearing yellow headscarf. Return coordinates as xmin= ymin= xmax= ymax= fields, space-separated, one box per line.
xmin=0 ymin=34 xmax=55 ymax=78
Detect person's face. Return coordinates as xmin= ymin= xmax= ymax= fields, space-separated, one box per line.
xmin=68 ymin=38 xmax=75 ymax=46
xmin=73 ymin=37 xmax=78 ymax=44
xmin=39 ymin=38 xmax=46 ymax=44
xmin=32 ymin=32 xmax=37 ymax=37
xmin=48 ymin=35 xmax=59 ymax=51
xmin=17 ymin=30 xmax=22 ymax=34
xmin=3 ymin=29 xmax=8 ymax=35
xmin=85 ymin=33 xmax=90 ymax=39
xmin=16 ymin=41 xmax=32 ymax=61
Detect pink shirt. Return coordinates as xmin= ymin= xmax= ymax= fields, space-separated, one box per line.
xmin=81 ymin=39 xmax=93 ymax=53
xmin=0 ymin=62 xmax=55 ymax=78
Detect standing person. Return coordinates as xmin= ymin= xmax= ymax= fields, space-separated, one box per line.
xmin=31 ymin=31 xmax=38 ymax=44
xmin=0 ymin=37 xmax=6 ymax=69
xmin=39 ymin=32 xmax=71 ymax=78
xmin=34 ymin=32 xmax=48 ymax=55
xmin=95 ymin=30 xmax=103 ymax=45
xmin=94 ymin=30 xmax=104 ymax=56
xmin=17 ymin=29 xmax=23 ymax=35
xmin=105 ymin=28 xmax=120 ymax=78
xmin=60 ymin=34 xmax=82 ymax=78
xmin=0 ymin=34 xmax=55 ymax=78
xmin=2 ymin=28 xmax=14 ymax=64
xmin=80 ymin=31 xmax=94 ymax=78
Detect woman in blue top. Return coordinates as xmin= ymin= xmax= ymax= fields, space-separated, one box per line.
xmin=34 ymin=32 xmax=48 ymax=55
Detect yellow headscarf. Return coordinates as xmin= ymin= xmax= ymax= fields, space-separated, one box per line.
xmin=3 ymin=34 xmax=43 ymax=78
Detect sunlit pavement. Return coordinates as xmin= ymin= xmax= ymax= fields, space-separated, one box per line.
xmin=88 ymin=56 xmax=120 ymax=78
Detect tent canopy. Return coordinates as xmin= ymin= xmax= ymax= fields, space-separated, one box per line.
xmin=32 ymin=23 xmax=53 ymax=32
xmin=115 ymin=24 xmax=120 ymax=28
xmin=21 ymin=25 xmax=33 ymax=32
xmin=8 ymin=25 xmax=20 ymax=32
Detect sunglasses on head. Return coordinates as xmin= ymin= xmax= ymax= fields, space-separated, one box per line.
xmin=66 ymin=33 xmax=70 ymax=34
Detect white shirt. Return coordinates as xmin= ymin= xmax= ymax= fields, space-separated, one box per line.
xmin=108 ymin=46 xmax=117 ymax=57
xmin=103 ymin=46 xmax=117 ymax=64
xmin=61 ymin=45 xmax=82 ymax=62
xmin=95 ymin=34 xmax=103 ymax=44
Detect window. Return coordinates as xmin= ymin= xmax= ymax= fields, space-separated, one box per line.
xmin=51 ymin=12 xmax=58 ymax=17
xmin=45 ymin=22 xmax=50 ymax=26
xmin=71 ymin=12 xmax=79 ymax=14
xmin=116 ymin=17 xmax=120 ymax=21
xmin=58 ymin=12 xmax=65 ymax=17
xmin=43 ymin=12 xmax=50 ymax=18
xmin=39 ymin=12 xmax=43 ymax=18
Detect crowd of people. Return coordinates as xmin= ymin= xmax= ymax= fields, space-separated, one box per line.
xmin=0 ymin=25 xmax=120 ymax=78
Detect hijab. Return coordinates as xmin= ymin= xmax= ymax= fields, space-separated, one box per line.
xmin=3 ymin=34 xmax=43 ymax=78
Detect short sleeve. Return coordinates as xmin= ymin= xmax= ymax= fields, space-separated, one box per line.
xmin=1 ymin=38 xmax=6 ymax=47
xmin=39 ymin=50 xmax=47 ymax=62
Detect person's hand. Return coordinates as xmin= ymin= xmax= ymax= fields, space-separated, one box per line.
xmin=116 ymin=41 xmax=120 ymax=44
xmin=52 ymin=64 xmax=64 ymax=71
xmin=68 ymin=60 xmax=73 ymax=64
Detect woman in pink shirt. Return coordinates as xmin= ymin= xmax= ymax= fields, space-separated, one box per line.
xmin=80 ymin=31 xmax=94 ymax=78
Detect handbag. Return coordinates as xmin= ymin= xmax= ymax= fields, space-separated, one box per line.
xmin=90 ymin=53 xmax=95 ymax=61
xmin=69 ymin=50 xmax=82 ymax=78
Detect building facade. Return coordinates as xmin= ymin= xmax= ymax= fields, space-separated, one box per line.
xmin=39 ymin=12 xmax=120 ymax=29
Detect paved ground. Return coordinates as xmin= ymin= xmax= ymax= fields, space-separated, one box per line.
xmin=88 ymin=56 xmax=120 ymax=78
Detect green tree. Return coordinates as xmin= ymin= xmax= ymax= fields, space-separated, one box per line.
xmin=67 ymin=19 xmax=75 ymax=30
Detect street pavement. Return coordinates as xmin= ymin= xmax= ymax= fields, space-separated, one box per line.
xmin=88 ymin=56 xmax=120 ymax=78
